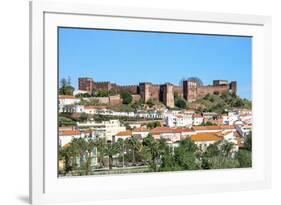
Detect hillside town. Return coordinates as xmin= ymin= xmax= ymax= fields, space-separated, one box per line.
xmin=58 ymin=77 xmax=252 ymax=176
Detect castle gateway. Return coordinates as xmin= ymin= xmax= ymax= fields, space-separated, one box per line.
xmin=78 ymin=77 xmax=237 ymax=107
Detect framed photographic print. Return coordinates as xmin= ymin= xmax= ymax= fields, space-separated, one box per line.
xmin=30 ymin=1 xmax=272 ymax=204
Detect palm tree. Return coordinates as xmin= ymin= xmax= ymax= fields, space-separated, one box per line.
xmin=116 ymin=139 xmax=125 ymax=167
xmin=127 ymin=136 xmax=139 ymax=165
xmin=71 ymin=138 xmax=88 ymax=174
xmin=220 ymin=141 xmax=235 ymax=157
xmin=85 ymin=138 xmax=96 ymax=175
xmin=95 ymin=138 xmax=107 ymax=168
xmin=59 ymin=145 xmax=75 ymax=174
xmin=142 ymin=134 xmax=162 ymax=171
xmin=104 ymin=142 xmax=120 ymax=170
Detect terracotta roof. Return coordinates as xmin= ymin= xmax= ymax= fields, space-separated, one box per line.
xmin=59 ymin=95 xmax=76 ymax=99
xmin=151 ymin=127 xmax=194 ymax=134
xmin=220 ymin=125 xmax=235 ymax=129
xmin=173 ymin=127 xmax=194 ymax=133
xmin=193 ymin=125 xmax=234 ymax=131
xmin=116 ymin=131 xmax=132 ymax=137
xmin=151 ymin=127 xmax=174 ymax=134
xmin=191 ymin=133 xmax=222 ymax=142
xmin=59 ymin=130 xmax=81 ymax=136
xmin=133 ymin=127 xmax=149 ymax=132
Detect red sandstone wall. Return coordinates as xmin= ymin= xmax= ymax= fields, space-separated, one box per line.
xmin=109 ymin=95 xmax=122 ymax=105
xmin=116 ymin=85 xmax=138 ymax=94
xmin=173 ymin=85 xmax=183 ymax=97
xmin=149 ymin=85 xmax=160 ymax=100
xmin=93 ymin=82 xmax=112 ymax=90
xmin=197 ymin=85 xmax=229 ymax=98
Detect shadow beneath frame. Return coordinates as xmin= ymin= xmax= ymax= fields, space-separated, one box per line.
xmin=16 ymin=195 xmax=29 ymax=204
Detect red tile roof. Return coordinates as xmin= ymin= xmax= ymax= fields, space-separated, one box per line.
xmin=116 ymin=131 xmax=132 ymax=137
xmin=151 ymin=127 xmax=194 ymax=134
xmin=193 ymin=125 xmax=234 ymax=131
xmin=59 ymin=130 xmax=80 ymax=136
xmin=191 ymin=133 xmax=222 ymax=142
xmin=133 ymin=127 xmax=149 ymax=132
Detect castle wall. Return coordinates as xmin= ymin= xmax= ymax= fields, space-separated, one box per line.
xmin=116 ymin=85 xmax=138 ymax=94
xmin=109 ymin=95 xmax=122 ymax=105
xmin=93 ymin=82 xmax=112 ymax=90
xmin=79 ymin=77 xmax=237 ymax=107
xmin=149 ymin=85 xmax=161 ymax=100
xmin=173 ymin=85 xmax=184 ymax=97
xmin=197 ymin=84 xmax=229 ymax=98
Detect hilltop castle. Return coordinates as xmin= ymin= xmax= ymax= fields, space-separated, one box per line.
xmin=78 ymin=78 xmax=237 ymax=108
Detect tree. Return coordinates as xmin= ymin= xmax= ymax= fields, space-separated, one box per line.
xmin=175 ymin=98 xmax=187 ymax=109
xmin=58 ymin=116 xmax=76 ymax=126
xmin=207 ymin=155 xmax=240 ymax=169
xmin=244 ymin=132 xmax=252 ymax=151
xmin=59 ymin=145 xmax=76 ymax=174
xmin=146 ymin=121 xmax=161 ymax=129
xmin=79 ymin=112 xmax=88 ymax=122
xmin=120 ymin=92 xmax=133 ymax=104
xmin=104 ymin=142 xmax=120 ymax=170
xmin=96 ymin=138 xmax=107 ymax=168
xmin=142 ymin=134 xmax=162 ymax=171
xmin=71 ymin=138 xmax=88 ymax=175
xmin=236 ymin=150 xmax=252 ymax=168
xmin=116 ymin=139 xmax=126 ymax=167
xmin=126 ymin=136 xmax=140 ymax=165
xmin=174 ymin=139 xmax=199 ymax=170
xmin=59 ymin=78 xmax=75 ymax=95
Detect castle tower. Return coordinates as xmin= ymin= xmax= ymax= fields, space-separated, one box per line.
xmin=139 ymin=82 xmax=151 ymax=102
xmin=183 ymin=80 xmax=198 ymax=102
xmin=78 ymin=77 xmax=94 ymax=93
xmin=160 ymin=83 xmax=174 ymax=108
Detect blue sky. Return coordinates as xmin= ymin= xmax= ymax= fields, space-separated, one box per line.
xmin=59 ymin=27 xmax=252 ymax=99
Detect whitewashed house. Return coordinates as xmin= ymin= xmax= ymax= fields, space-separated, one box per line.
xmin=165 ymin=114 xmax=193 ymax=127
xmin=77 ymin=119 xmax=126 ymax=141
xmin=192 ymin=114 xmax=204 ymax=125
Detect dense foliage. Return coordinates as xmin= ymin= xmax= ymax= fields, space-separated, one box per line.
xmin=174 ymin=93 xmax=187 ymax=109
xmin=191 ymin=93 xmax=252 ymax=114
xmin=59 ymin=134 xmax=252 ymax=176
xmin=120 ymin=92 xmax=133 ymax=104
xmin=59 ymin=78 xmax=75 ymax=95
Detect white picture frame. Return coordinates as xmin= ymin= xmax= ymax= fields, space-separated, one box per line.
xmin=30 ymin=1 xmax=272 ymax=204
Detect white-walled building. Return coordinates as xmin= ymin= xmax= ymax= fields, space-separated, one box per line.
xmin=114 ymin=131 xmax=132 ymax=141
xmin=165 ymin=114 xmax=193 ymax=127
xmin=236 ymin=124 xmax=252 ymax=137
xmin=151 ymin=127 xmax=195 ymax=142
xmin=193 ymin=114 xmax=204 ymax=125
xmin=222 ymin=112 xmax=239 ymax=125
xmin=59 ymin=130 xmax=81 ymax=147
xmin=132 ymin=127 xmax=150 ymax=139
xmin=59 ymin=95 xmax=80 ymax=106
xmin=77 ymin=120 xmax=126 ymax=141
